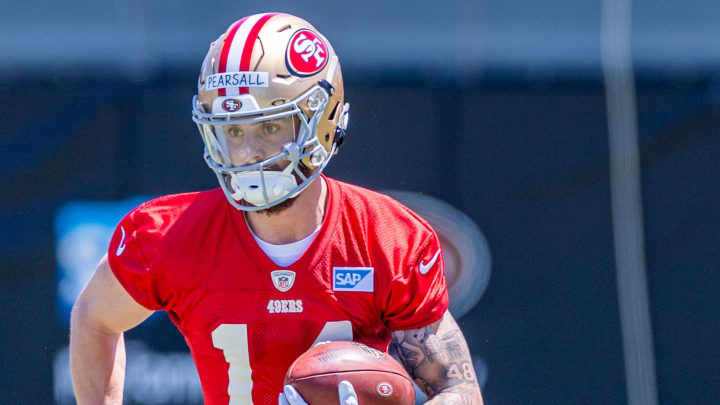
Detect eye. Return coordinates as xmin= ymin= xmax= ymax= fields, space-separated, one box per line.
xmin=227 ymin=126 xmax=244 ymax=139
xmin=263 ymin=123 xmax=280 ymax=135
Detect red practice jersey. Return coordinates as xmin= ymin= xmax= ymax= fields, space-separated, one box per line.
xmin=108 ymin=176 xmax=448 ymax=405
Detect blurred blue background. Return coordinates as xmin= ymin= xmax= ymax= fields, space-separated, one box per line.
xmin=1 ymin=1 xmax=719 ymax=404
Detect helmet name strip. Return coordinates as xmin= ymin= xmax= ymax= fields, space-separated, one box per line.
xmin=206 ymin=72 xmax=269 ymax=91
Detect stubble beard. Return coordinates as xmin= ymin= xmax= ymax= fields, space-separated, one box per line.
xmin=255 ymin=193 xmax=298 ymax=216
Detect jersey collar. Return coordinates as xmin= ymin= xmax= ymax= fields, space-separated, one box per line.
xmin=227 ymin=174 xmax=341 ymax=272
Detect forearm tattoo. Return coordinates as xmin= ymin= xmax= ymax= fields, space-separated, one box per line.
xmin=391 ymin=311 xmax=483 ymax=404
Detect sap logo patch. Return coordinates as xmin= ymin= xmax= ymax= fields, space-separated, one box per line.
xmin=333 ymin=267 xmax=374 ymax=292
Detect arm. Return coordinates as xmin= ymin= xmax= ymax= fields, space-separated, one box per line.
xmin=70 ymin=254 xmax=154 ymax=405
xmin=391 ymin=311 xmax=483 ymax=405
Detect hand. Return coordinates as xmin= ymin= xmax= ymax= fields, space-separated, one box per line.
xmin=278 ymin=380 xmax=359 ymax=405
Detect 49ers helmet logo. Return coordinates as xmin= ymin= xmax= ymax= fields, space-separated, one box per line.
xmin=222 ymin=98 xmax=242 ymax=112
xmin=286 ymin=29 xmax=328 ymax=77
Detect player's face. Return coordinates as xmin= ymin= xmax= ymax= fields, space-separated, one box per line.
xmin=223 ymin=116 xmax=296 ymax=167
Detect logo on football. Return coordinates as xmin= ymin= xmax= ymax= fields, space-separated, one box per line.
xmin=222 ymin=98 xmax=242 ymax=112
xmin=352 ymin=341 xmax=386 ymax=361
xmin=377 ymin=382 xmax=394 ymax=397
xmin=286 ymin=29 xmax=328 ymax=77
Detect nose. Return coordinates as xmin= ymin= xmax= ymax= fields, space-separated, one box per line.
xmin=243 ymin=147 xmax=265 ymax=165
xmin=230 ymin=134 xmax=266 ymax=166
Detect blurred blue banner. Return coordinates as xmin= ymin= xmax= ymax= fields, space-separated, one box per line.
xmin=54 ymin=197 xmax=150 ymax=325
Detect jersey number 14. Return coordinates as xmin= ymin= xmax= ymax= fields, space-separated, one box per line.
xmin=211 ymin=321 xmax=352 ymax=405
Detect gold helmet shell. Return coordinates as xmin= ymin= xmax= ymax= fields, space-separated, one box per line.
xmin=191 ymin=13 xmax=349 ymax=210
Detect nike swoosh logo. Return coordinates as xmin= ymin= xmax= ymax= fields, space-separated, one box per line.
xmin=419 ymin=248 xmax=441 ymax=275
xmin=116 ymin=226 xmax=127 ymax=256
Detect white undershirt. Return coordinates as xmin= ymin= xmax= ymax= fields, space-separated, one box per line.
xmin=249 ymin=224 xmax=321 ymax=267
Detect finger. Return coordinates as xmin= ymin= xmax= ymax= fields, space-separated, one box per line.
xmin=283 ymin=385 xmax=309 ymax=405
xmin=338 ymin=380 xmax=359 ymax=405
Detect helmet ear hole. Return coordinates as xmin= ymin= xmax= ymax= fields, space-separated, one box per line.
xmin=328 ymin=101 xmax=340 ymax=122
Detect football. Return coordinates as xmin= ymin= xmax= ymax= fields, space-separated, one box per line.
xmin=284 ymin=341 xmax=416 ymax=405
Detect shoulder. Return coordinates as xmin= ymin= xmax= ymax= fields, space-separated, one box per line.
xmin=329 ymin=178 xmax=435 ymax=239
xmin=107 ymin=189 xmax=227 ymax=310
xmin=123 ymin=189 xmax=225 ymax=233
xmin=110 ymin=188 xmax=226 ymax=269
xmin=326 ymin=180 xmax=450 ymax=329
xmin=128 ymin=189 xmax=224 ymax=220
xmin=327 ymin=178 xmax=438 ymax=275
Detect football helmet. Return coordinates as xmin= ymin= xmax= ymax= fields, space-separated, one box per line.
xmin=192 ymin=13 xmax=349 ymax=211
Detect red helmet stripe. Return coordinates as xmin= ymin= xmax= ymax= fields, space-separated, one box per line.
xmin=217 ymin=16 xmax=249 ymax=96
xmin=237 ymin=13 xmax=277 ymax=94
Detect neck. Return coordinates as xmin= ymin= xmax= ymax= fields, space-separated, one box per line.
xmin=245 ymin=176 xmax=327 ymax=244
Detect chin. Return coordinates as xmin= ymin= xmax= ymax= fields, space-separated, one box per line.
xmin=255 ymin=196 xmax=298 ymax=216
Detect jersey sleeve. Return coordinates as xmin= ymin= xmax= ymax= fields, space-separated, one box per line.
xmin=381 ymin=227 xmax=449 ymax=331
xmin=107 ymin=204 xmax=172 ymax=311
